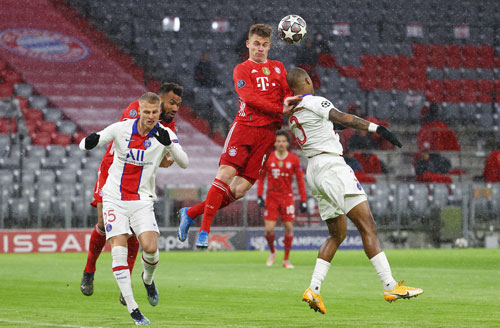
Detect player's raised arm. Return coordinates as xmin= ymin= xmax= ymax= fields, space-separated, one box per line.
xmin=154 ymin=127 xmax=189 ymax=168
xmin=327 ymin=108 xmax=402 ymax=148
xmin=79 ymin=121 xmax=121 ymax=151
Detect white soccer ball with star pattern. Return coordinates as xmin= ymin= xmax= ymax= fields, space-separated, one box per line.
xmin=278 ymin=15 xmax=307 ymax=44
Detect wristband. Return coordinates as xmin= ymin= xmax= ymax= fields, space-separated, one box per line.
xmin=368 ymin=122 xmax=379 ymax=133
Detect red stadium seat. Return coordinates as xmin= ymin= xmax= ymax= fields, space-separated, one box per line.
xmin=0 ymin=83 xmax=14 ymax=99
xmin=354 ymin=171 xmax=377 ymax=183
xmin=477 ymin=45 xmax=494 ymax=69
xmin=354 ymin=152 xmax=382 ymax=174
xmin=317 ymin=53 xmax=337 ymax=68
xmin=460 ymin=80 xmax=478 ymax=103
xmin=339 ymin=65 xmax=360 ymax=78
xmin=0 ymin=117 xmax=17 ymax=134
xmin=32 ymin=131 xmax=52 ymax=146
xmin=72 ymin=132 xmax=87 ymax=144
xmin=412 ymin=44 xmax=428 ymax=58
xmin=24 ymin=109 xmax=43 ymax=122
xmin=417 ymin=172 xmax=453 ymax=183
xmin=51 ymin=133 xmax=72 ymax=146
xmin=461 ymin=46 xmax=478 ymax=69
xmin=1 ymin=71 xmax=21 ymax=84
xmin=483 ymin=150 xmax=500 ymax=182
xmin=428 ymin=45 xmax=446 ymax=68
xmin=445 ymin=45 xmax=461 ymax=68
xmin=417 ymin=121 xmax=460 ymax=151
xmin=425 ymin=80 xmax=444 ymax=102
xmin=36 ymin=120 xmax=57 ymax=134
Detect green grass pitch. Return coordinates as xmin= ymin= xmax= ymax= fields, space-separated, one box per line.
xmin=0 ymin=249 xmax=499 ymax=327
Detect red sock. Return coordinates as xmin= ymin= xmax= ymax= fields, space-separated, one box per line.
xmin=187 ymin=188 xmax=235 ymax=219
xmin=127 ymin=236 xmax=140 ymax=274
xmin=284 ymin=233 xmax=294 ymax=261
xmin=84 ymin=225 xmax=106 ymax=273
xmin=265 ymin=233 xmax=275 ymax=253
xmin=200 ymin=179 xmax=230 ymax=233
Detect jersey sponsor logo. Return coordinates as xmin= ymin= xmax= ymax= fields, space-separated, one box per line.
xmin=106 ymin=224 xmax=112 ymax=232
xmin=256 ymin=76 xmax=269 ymax=91
xmin=262 ymin=67 xmax=271 ymax=75
xmin=271 ymin=168 xmax=280 ymax=179
xmin=274 ymin=66 xmax=281 ymax=74
xmin=227 ymin=146 xmax=237 ymax=157
xmin=143 ymin=139 xmax=152 ymax=149
xmin=321 ymin=100 xmax=332 ymax=108
xmin=0 ymin=28 xmax=89 ymax=62
xmin=126 ymin=149 xmax=145 ymax=161
xmin=129 ymin=109 xmax=138 ymax=118
xmin=237 ymin=80 xmax=246 ymax=88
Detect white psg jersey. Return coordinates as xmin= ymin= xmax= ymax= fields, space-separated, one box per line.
xmin=84 ymin=118 xmax=184 ymax=201
xmin=288 ymin=94 xmax=344 ymax=158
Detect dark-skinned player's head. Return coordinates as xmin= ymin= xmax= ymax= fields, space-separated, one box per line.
xmin=286 ymin=67 xmax=314 ymax=95
xmin=275 ymin=130 xmax=291 ymax=152
xmin=158 ymin=82 xmax=183 ymax=123
xmin=247 ymin=24 xmax=272 ymax=63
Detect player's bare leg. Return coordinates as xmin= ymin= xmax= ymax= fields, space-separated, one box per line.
xmin=264 ymin=219 xmax=277 ymax=266
xmin=282 ymin=221 xmax=294 ymax=268
xmin=347 ymin=201 xmax=423 ymax=302
xmin=109 ymin=234 xmax=150 ymax=325
xmin=81 ymin=202 xmax=105 ymax=296
xmin=138 ymin=231 xmax=160 ymax=306
xmin=303 ymin=215 xmax=347 ymax=314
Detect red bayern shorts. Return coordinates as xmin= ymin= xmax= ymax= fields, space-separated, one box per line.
xmin=220 ymin=122 xmax=277 ymax=184
xmin=90 ymin=156 xmax=113 ymax=207
xmin=264 ymin=192 xmax=296 ymax=222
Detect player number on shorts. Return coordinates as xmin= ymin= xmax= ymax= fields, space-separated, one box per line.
xmin=289 ymin=116 xmax=306 ymax=145
xmin=104 ymin=209 xmax=117 ymax=224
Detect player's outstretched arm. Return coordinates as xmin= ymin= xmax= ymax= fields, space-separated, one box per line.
xmin=154 ymin=127 xmax=189 ymax=168
xmin=79 ymin=122 xmax=121 ymax=151
xmin=79 ymin=133 xmax=100 ymax=151
xmin=283 ymin=95 xmax=302 ymax=115
xmin=328 ymin=108 xmax=402 ymax=148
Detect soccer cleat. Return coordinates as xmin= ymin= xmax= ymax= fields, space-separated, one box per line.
xmin=142 ymin=272 xmax=159 ymax=306
xmin=196 ymin=230 xmax=209 ymax=248
xmin=266 ymin=251 xmax=276 ymax=267
xmin=384 ymin=280 xmax=424 ymax=303
xmin=80 ymin=272 xmax=94 ymax=296
xmin=119 ymin=292 xmax=126 ymax=306
xmin=302 ymin=288 xmax=326 ymax=314
xmin=177 ymin=207 xmax=194 ymax=242
xmin=283 ymin=260 xmax=295 ymax=269
xmin=130 ymin=308 xmax=150 ymax=326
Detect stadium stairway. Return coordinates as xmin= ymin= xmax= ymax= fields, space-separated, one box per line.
xmin=0 ymin=0 xmax=222 ymax=186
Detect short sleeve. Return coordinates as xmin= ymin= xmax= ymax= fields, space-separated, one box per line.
xmin=306 ymin=96 xmax=336 ymax=120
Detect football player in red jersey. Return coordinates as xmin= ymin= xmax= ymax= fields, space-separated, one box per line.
xmin=80 ymin=83 xmax=183 ymax=301
xmin=257 ymin=130 xmax=307 ymax=269
xmin=177 ymin=24 xmax=301 ymax=248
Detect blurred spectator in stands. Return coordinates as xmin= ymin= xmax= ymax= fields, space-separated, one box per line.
xmin=194 ymin=53 xmax=219 ymax=88
xmin=420 ymin=102 xmax=442 ymax=125
xmin=295 ymin=39 xmax=321 ymax=89
xmin=343 ymin=148 xmax=362 ymax=172
xmin=417 ymin=103 xmax=460 ymax=151
xmin=234 ymin=33 xmax=249 ymax=62
xmin=349 ymin=130 xmax=374 ymax=151
xmin=483 ymin=147 xmax=500 ymax=182
xmin=415 ymin=149 xmax=452 ymax=182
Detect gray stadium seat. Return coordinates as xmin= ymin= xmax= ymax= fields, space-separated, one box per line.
xmin=14 ymin=83 xmax=33 ymax=98
xmin=37 ymin=169 xmax=56 ymax=185
xmin=28 ymin=96 xmax=48 ymax=110
xmin=46 ymin=145 xmax=67 ymax=159
xmin=26 ymin=145 xmax=46 ymax=158
xmin=43 ymin=108 xmax=62 ymax=122
xmin=61 ymin=157 xmax=82 ymax=171
xmin=431 ymin=183 xmax=449 ymax=207
xmin=57 ymin=120 xmax=77 ymax=135
xmin=56 ymin=169 xmax=78 ymax=184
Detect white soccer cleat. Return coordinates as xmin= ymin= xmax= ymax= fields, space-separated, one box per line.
xmin=266 ymin=251 xmax=276 ymax=266
xmin=282 ymin=260 xmax=295 ymax=269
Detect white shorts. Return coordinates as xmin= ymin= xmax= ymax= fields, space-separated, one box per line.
xmin=102 ymin=197 xmax=160 ymax=240
xmin=306 ymin=153 xmax=367 ymax=221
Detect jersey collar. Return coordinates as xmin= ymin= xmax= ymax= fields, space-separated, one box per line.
xmin=132 ymin=118 xmax=159 ymax=138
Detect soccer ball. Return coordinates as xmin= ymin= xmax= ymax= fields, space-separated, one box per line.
xmin=454 ymin=237 xmax=469 ymax=248
xmin=278 ymin=15 xmax=307 ymax=44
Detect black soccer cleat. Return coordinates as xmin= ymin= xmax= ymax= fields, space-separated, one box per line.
xmin=80 ymin=271 xmax=94 ymax=296
xmin=142 ymin=272 xmax=159 ymax=306
xmin=130 ymin=308 xmax=150 ymax=325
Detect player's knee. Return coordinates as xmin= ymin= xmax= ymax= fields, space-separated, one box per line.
xmin=142 ymin=243 xmax=157 ymax=254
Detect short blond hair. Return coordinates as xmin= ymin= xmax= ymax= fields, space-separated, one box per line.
xmin=139 ymin=92 xmax=160 ymax=105
xmin=248 ymin=24 xmax=272 ymax=39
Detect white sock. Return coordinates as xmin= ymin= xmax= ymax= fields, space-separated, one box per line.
xmin=309 ymin=258 xmax=331 ymax=294
xmin=112 ymin=246 xmax=138 ymax=313
xmin=141 ymin=250 xmax=159 ymax=285
xmin=370 ymin=252 xmax=397 ymax=290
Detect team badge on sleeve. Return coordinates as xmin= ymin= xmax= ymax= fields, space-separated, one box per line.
xmin=321 ymin=101 xmax=332 ymax=108
xmin=129 ymin=109 xmax=138 ymax=117
xmin=237 ymin=80 xmax=246 ymax=89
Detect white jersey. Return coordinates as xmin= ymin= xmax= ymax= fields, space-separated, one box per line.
xmin=288 ymin=94 xmax=343 ymax=158
xmin=80 ymin=118 xmax=188 ymax=201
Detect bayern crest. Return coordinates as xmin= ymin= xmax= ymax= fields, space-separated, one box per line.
xmin=0 ymin=28 xmax=89 ymax=62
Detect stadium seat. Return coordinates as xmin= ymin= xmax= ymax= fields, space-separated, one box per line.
xmin=483 ymin=150 xmax=500 ymax=182
xmin=14 ymin=83 xmax=33 ymax=98
xmin=51 ymin=133 xmax=72 ymax=146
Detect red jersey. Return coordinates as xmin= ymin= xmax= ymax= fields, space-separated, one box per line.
xmin=233 ymin=59 xmax=292 ymax=127
xmin=257 ymin=151 xmax=307 ymax=202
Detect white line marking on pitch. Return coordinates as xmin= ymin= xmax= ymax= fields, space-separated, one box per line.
xmin=0 ymin=319 xmax=109 ymax=328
